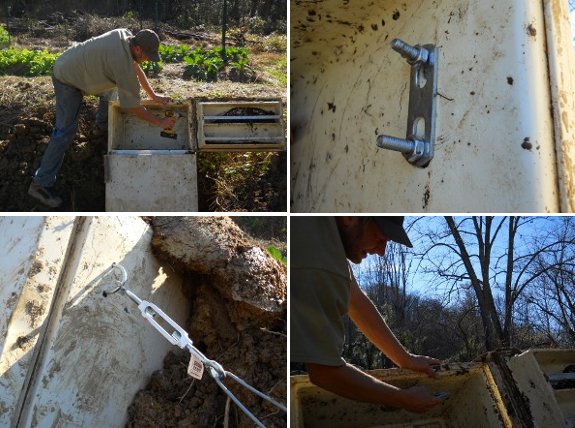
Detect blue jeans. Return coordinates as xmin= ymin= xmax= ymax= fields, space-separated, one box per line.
xmin=33 ymin=77 xmax=116 ymax=187
xmin=96 ymin=89 xmax=117 ymax=129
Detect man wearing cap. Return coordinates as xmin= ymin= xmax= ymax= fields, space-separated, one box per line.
xmin=28 ymin=28 xmax=176 ymax=208
xmin=291 ymin=216 xmax=443 ymax=413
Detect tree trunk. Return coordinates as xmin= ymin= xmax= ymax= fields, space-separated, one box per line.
xmin=446 ymin=216 xmax=503 ymax=350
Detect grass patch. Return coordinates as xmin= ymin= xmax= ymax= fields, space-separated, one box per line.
xmin=254 ymin=52 xmax=286 ymax=86
xmin=268 ymin=56 xmax=287 ymax=87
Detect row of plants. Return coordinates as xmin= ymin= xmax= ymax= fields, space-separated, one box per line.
xmin=0 ymin=43 xmax=249 ymax=81
xmin=0 ymin=24 xmax=58 ymax=76
xmin=143 ymin=44 xmax=250 ymax=81
xmin=0 ymin=48 xmax=59 ymax=76
xmin=0 ymin=19 xmax=252 ymax=82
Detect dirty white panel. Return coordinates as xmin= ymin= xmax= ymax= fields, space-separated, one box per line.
xmin=0 ymin=217 xmax=74 ymax=427
xmin=0 ymin=217 xmax=44 ymax=356
xmin=108 ymin=101 xmax=192 ymax=151
xmin=509 ymin=349 xmax=575 ymax=427
xmin=544 ymin=0 xmax=575 ymax=212
xmin=197 ymin=100 xmax=286 ymax=151
xmin=105 ymin=154 xmax=198 ymax=212
xmin=291 ymin=0 xmax=560 ymax=212
xmin=19 ymin=217 xmax=189 ymax=428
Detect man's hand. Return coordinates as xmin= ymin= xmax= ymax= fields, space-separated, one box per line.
xmin=152 ymin=94 xmax=173 ymax=104
xmin=397 ymin=385 xmax=443 ymax=413
xmin=307 ymin=363 xmax=442 ymax=414
xmin=402 ymin=354 xmax=441 ymax=379
xmin=159 ymin=116 xmax=176 ymax=129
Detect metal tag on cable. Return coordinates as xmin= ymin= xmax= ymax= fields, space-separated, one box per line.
xmin=187 ymin=354 xmax=204 ymax=380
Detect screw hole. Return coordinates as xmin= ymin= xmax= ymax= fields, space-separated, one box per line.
xmin=413 ymin=117 xmax=426 ymax=140
xmin=415 ymin=64 xmax=428 ymax=88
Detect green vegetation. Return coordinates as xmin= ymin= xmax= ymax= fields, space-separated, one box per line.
xmin=0 ymin=25 xmax=10 ymax=48
xmin=0 ymin=39 xmax=264 ymax=83
xmin=267 ymin=246 xmax=286 ymax=264
xmin=183 ymin=46 xmax=249 ymax=81
xmin=144 ymin=44 xmax=251 ymax=81
xmin=158 ymin=44 xmax=193 ymax=63
xmin=0 ymin=48 xmax=59 ymax=76
xmin=267 ymin=56 xmax=286 ymax=87
xmin=141 ymin=60 xmax=163 ymax=77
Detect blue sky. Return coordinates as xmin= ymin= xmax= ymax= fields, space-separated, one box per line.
xmin=353 ymin=216 xmax=564 ymax=305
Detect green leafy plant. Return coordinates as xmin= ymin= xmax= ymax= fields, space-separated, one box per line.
xmin=267 ymin=246 xmax=286 ymax=264
xmin=141 ymin=60 xmax=163 ymax=77
xmin=183 ymin=47 xmax=220 ymax=81
xmin=158 ymin=44 xmax=192 ymax=63
xmin=182 ymin=46 xmax=249 ymax=81
xmin=0 ymin=48 xmax=59 ymax=76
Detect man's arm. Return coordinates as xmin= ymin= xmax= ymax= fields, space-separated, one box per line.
xmin=306 ymin=363 xmax=440 ymax=413
xmin=348 ymin=273 xmax=440 ymax=377
xmin=133 ymin=62 xmax=171 ymax=103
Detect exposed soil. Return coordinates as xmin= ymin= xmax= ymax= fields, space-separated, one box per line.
xmin=0 ymin=28 xmax=286 ymax=212
xmin=0 ymin=82 xmax=106 ymax=211
xmin=126 ymin=217 xmax=287 ymax=428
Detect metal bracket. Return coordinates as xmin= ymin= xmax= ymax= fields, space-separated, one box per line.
xmin=376 ymin=38 xmax=438 ymax=168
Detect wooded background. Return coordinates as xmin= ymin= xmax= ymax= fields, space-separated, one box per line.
xmin=344 ymin=216 xmax=575 ymax=369
xmin=1 ymin=0 xmax=286 ymax=34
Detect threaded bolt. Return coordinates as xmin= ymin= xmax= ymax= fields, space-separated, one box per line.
xmin=391 ymin=38 xmax=429 ymax=65
xmin=376 ymin=135 xmax=415 ymax=153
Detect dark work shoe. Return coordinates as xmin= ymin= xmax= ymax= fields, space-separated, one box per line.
xmin=28 ymin=182 xmax=63 ymax=208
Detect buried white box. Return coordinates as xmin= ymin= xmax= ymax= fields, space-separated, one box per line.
xmin=105 ymin=101 xmax=198 ymax=211
xmin=291 ymin=364 xmax=504 ymax=428
xmin=291 ymin=350 xmax=575 ymax=428
xmin=196 ymin=100 xmax=285 ymax=151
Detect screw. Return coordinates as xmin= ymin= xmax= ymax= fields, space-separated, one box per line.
xmin=376 ymin=135 xmax=427 ymax=161
xmin=376 ymin=135 xmax=417 ymax=153
xmin=391 ymin=38 xmax=429 ymax=65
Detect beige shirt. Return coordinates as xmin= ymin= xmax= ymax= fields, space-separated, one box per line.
xmin=53 ymin=29 xmax=141 ymax=108
xmin=290 ymin=217 xmax=351 ymax=366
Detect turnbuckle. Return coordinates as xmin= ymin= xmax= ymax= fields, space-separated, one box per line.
xmin=103 ymin=263 xmax=286 ymax=428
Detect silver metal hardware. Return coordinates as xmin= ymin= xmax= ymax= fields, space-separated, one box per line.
xmin=103 ymin=263 xmax=287 ymax=428
xmin=377 ymin=38 xmax=438 ymax=168
xmin=391 ymin=38 xmax=429 ymax=65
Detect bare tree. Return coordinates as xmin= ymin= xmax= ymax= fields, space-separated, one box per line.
xmin=343 ymin=216 xmax=575 ymax=368
xmin=418 ymin=216 xmax=574 ymax=351
xmin=522 ymin=217 xmax=575 ymax=347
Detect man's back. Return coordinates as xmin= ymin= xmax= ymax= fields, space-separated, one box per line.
xmin=54 ymin=29 xmax=139 ymax=107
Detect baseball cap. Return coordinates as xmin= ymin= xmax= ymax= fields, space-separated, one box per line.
xmin=373 ymin=217 xmax=413 ymax=248
xmin=134 ymin=29 xmax=161 ymax=62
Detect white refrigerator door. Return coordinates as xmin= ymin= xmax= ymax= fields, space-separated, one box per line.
xmin=291 ymin=0 xmax=575 ymax=212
